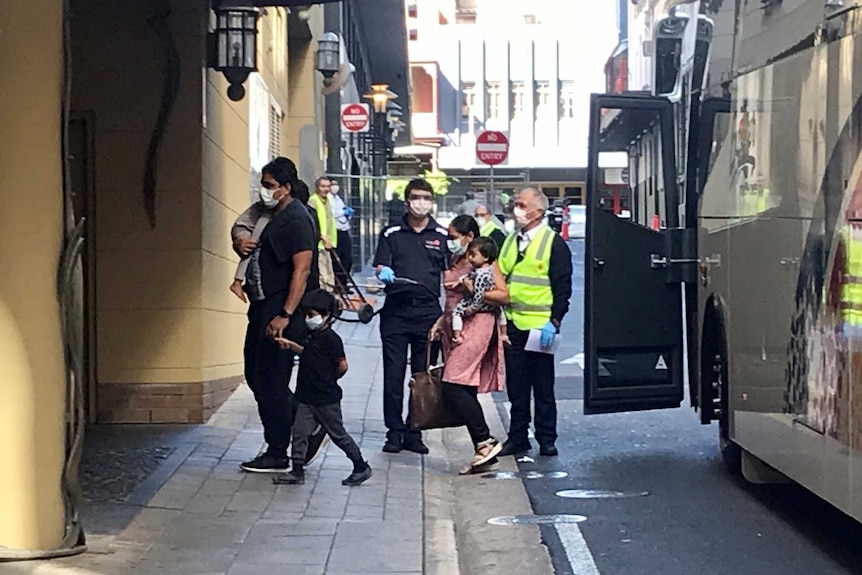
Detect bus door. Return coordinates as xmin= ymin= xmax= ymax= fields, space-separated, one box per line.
xmin=585 ymin=93 xmax=689 ymax=414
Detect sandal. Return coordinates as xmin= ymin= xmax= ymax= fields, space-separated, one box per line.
xmin=458 ymin=438 xmax=502 ymax=475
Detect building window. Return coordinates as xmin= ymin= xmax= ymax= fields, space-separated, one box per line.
xmin=535 ymin=81 xmax=552 ymax=119
xmin=407 ymin=3 xmax=418 ymax=18
xmin=486 ymin=81 xmax=503 ymax=119
xmin=560 ymin=81 xmax=576 ymax=119
xmin=269 ymin=103 xmax=283 ymax=159
xmin=461 ymin=81 xmax=476 ymax=119
xmin=510 ymin=81 xmax=526 ymax=120
xmin=409 ymin=29 xmax=418 ymax=41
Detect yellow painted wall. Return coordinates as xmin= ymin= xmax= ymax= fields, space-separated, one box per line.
xmin=0 ymin=0 xmax=67 ymax=550
xmin=68 ymin=0 xmax=324 ymax=421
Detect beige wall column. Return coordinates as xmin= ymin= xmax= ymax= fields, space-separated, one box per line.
xmin=0 ymin=0 xmax=67 ymax=551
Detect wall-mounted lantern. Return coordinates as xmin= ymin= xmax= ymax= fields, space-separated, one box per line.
xmin=364 ymin=84 xmax=398 ymax=114
xmin=316 ymin=32 xmax=341 ymax=86
xmin=209 ymin=5 xmax=260 ymax=101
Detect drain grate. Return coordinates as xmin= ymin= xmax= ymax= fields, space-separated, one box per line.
xmin=487 ymin=514 xmax=587 ymax=526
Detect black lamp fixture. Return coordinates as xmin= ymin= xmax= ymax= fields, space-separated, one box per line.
xmin=316 ymin=32 xmax=340 ymax=86
xmin=209 ymin=3 xmax=260 ymax=101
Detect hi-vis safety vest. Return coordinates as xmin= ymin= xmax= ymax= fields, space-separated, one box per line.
xmin=480 ymin=219 xmax=502 ymax=238
xmin=308 ymin=193 xmax=338 ymax=250
xmin=741 ymin=186 xmax=770 ymax=217
xmin=498 ymin=225 xmax=555 ymax=330
xmin=840 ymin=225 xmax=862 ymax=327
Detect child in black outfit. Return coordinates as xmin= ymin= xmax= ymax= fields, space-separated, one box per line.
xmin=272 ymin=289 xmax=372 ymax=486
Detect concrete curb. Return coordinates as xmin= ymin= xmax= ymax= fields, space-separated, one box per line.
xmin=424 ymin=428 xmax=462 ymax=575
xmin=435 ymin=393 xmax=556 ymax=575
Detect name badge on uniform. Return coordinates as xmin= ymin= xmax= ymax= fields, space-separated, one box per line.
xmin=425 ymin=239 xmax=441 ymax=251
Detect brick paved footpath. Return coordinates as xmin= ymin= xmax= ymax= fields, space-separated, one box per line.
xmin=8 ymin=316 xmax=554 ymax=575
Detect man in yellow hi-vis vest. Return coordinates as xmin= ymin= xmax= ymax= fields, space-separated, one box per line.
xmin=308 ymin=176 xmax=338 ymax=292
xmin=474 ymin=204 xmax=506 ymax=248
xmin=487 ymin=187 xmax=572 ymax=457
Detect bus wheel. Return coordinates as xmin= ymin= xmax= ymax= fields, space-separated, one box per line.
xmin=713 ymin=349 xmax=741 ymax=476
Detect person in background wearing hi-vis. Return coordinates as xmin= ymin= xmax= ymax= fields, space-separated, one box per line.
xmin=474 ymin=204 xmax=506 ymax=248
xmin=329 ymin=177 xmax=355 ymax=291
xmin=489 ymin=187 xmax=572 ymax=458
xmin=308 ymin=176 xmax=338 ymax=292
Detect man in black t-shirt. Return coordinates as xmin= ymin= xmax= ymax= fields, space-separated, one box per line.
xmin=232 ymin=157 xmax=319 ymax=473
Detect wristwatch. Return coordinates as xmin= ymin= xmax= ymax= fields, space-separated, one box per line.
xmin=277 ymin=309 xmax=292 ymax=319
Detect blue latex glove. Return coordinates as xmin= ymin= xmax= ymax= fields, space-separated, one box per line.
xmin=377 ymin=266 xmax=396 ymax=284
xmin=343 ymin=206 xmax=355 ymax=218
xmin=540 ymin=321 xmax=557 ymax=348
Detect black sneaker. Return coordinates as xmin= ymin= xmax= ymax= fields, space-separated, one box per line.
xmin=306 ymin=425 xmax=330 ymax=465
xmin=498 ymin=440 xmax=531 ymax=457
xmin=403 ymin=438 xmax=429 ymax=455
xmin=539 ymin=444 xmax=559 ymax=457
xmin=342 ymin=465 xmax=373 ymax=486
xmin=383 ymin=435 xmax=403 ymax=453
xmin=239 ymin=453 xmax=289 ymax=473
xmin=272 ymin=470 xmax=305 ymax=485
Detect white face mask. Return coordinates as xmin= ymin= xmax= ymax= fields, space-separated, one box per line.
xmin=306 ymin=315 xmax=326 ymax=331
xmin=330 ymin=184 xmax=340 ymax=195
xmin=475 ymin=216 xmax=489 ymax=227
xmin=408 ymin=198 xmax=433 ymax=217
xmin=447 ymin=238 xmax=467 ymax=256
xmin=259 ymin=186 xmax=280 ymax=208
xmin=513 ymin=206 xmax=532 ymax=227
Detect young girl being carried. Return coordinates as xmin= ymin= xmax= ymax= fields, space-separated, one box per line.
xmin=451 ymin=237 xmax=508 ymax=347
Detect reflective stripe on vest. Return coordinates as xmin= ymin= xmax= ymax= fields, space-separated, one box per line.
xmin=480 ymin=220 xmax=501 ymax=238
xmin=841 ymin=226 xmax=862 ymax=326
xmin=308 ymin=193 xmax=338 ymax=249
xmin=498 ymin=225 xmax=555 ymax=330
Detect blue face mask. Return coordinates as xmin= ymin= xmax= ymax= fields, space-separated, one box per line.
xmin=447 ymin=238 xmax=467 ymax=255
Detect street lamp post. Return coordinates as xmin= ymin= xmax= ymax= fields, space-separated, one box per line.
xmin=315 ymin=32 xmax=340 ymax=86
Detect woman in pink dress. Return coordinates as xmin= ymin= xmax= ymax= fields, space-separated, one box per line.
xmin=430 ymin=215 xmax=509 ymax=474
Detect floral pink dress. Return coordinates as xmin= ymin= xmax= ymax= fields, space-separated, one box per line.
xmin=440 ymin=257 xmax=505 ymax=393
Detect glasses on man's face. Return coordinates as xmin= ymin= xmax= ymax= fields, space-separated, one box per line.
xmin=261 ymin=181 xmax=280 ymax=190
xmin=514 ymin=202 xmax=529 ymax=209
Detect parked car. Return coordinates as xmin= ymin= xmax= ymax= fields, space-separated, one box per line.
xmin=567 ymin=204 xmax=586 ymax=239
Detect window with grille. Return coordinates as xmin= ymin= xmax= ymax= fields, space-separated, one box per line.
xmin=461 ymin=81 xmax=476 ymax=119
xmin=269 ymin=103 xmax=283 ymax=160
xmin=559 ymin=81 xmax=576 ymax=119
xmin=535 ymin=81 xmax=552 ymax=119
xmin=510 ymin=81 xmax=526 ymax=120
xmin=486 ymin=81 xmax=502 ymax=119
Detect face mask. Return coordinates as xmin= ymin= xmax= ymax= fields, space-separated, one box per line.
xmin=513 ymin=206 xmax=531 ymax=227
xmin=475 ymin=217 xmax=489 ymax=227
xmin=306 ymin=315 xmax=326 ymax=331
xmin=259 ymin=186 xmax=280 ymax=208
xmin=408 ymin=198 xmax=433 ymax=217
xmin=447 ymin=238 xmax=467 ymax=255
xmin=330 ymin=185 xmax=340 ymax=195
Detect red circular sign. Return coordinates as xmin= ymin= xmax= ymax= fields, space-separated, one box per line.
xmin=341 ymin=104 xmax=370 ymax=132
xmin=476 ymin=131 xmax=509 ymax=166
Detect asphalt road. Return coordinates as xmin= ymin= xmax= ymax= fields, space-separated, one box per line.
xmin=493 ymin=238 xmax=862 ymax=575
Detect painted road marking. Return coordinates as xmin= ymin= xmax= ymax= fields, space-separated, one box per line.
xmin=561 ymin=352 xmax=584 ymax=367
xmin=557 ymin=523 xmax=601 ymax=575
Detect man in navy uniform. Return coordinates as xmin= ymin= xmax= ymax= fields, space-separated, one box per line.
xmin=374 ymin=179 xmax=449 ymax=454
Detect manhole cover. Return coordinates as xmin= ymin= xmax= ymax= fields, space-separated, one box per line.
xmin=555 ymin=489 xmax=649 ymax=499
xmin=481 ymin=471 xmax=569 ymax=480
xmin=487 ymin=514 xmax=587 ymax=526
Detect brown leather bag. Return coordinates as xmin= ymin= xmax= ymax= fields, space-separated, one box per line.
xmin=409 ymin=342 xmax=465 ymax=430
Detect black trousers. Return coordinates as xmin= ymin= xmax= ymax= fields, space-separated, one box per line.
xmin=292 ymin=402 xmax=363 ymax=465
xmin=379 ymin=309 xmax=439 ymax=442
xmin=244 ymin=298 xmax=302 ymax=456
xmin=442 ymin=382 xmax=491 ymax=448
xmin=333 ymin=230 xmax=353 ymax=287
xmin=504 ymin=324 xmax=557 ymax=447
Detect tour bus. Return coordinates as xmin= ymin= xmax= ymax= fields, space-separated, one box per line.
xmin=585 ymin=0 xmax=862 ymax=523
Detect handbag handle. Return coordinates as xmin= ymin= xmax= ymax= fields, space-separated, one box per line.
xmin=425 ymin=337 xmax=436 ymax=371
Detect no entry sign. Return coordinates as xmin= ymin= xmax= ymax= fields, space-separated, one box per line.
xmin=341 ymin=103 xmax=370 ymax=133
xmin=476 ymin=131 xmax=509 ymax=166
